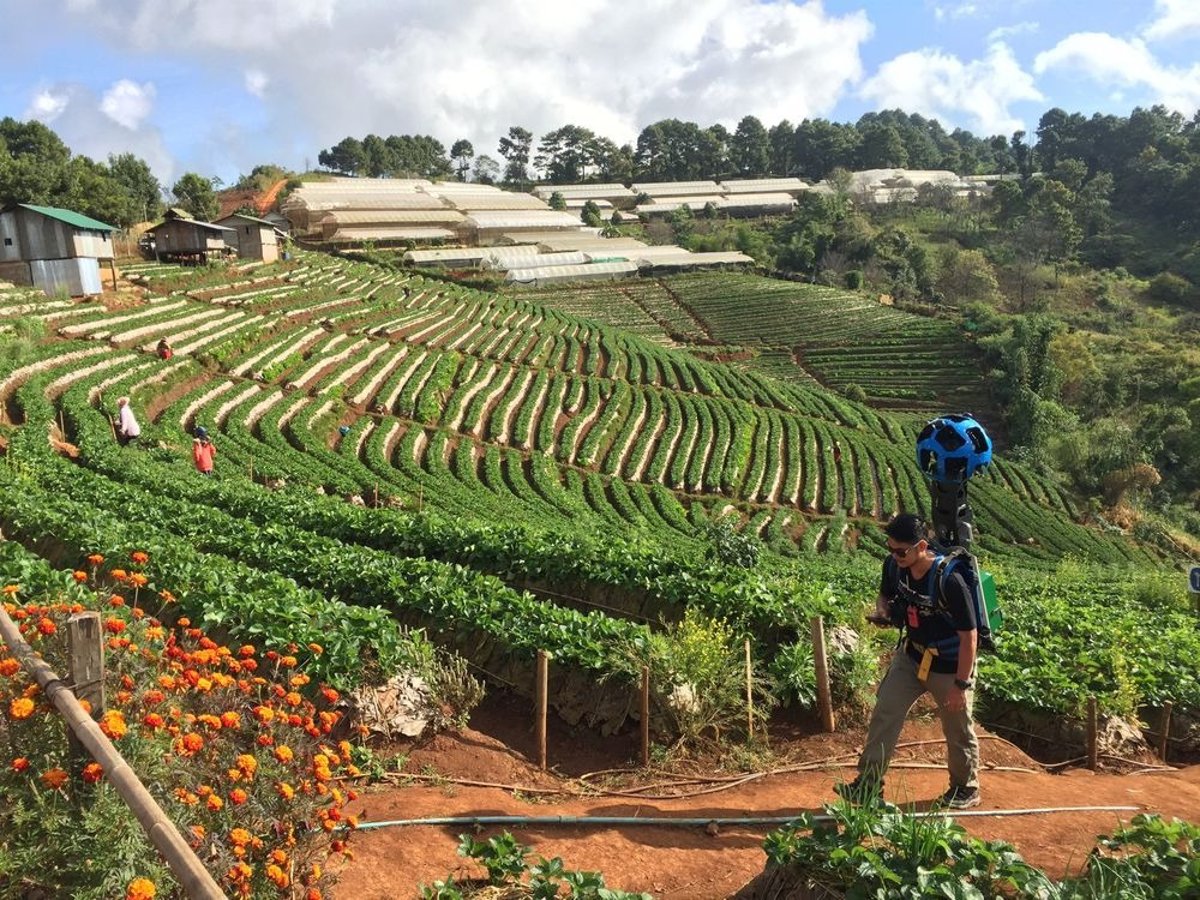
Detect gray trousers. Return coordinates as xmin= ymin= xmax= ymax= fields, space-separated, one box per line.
xmin=857 ymin=649 xmax=979 ymax=789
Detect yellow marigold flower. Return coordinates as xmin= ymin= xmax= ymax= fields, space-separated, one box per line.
xmin=235 ymin=754 xmax=257 ymax=776
xmin=220 ymin=711 xmax=240 ymax=729
xmin=275 ymin=782 xmax=295 ymax=800
xmin=205 ymin=794 xmax=224 ymax=812
xmin=126 ymin=877 xmax=156 ymax=900
xmin=266 ymin=864 xmax=289 ymax=888
xmin=8 ymin=697 xmax=35 ymax=720
xmin=41 ymin=767 xmax=69 ymax=789
xmin=99 ymin=710 xmax=128 ymax=740
xmin=1 ymin=584 xmax=19 ymax=596
xmin=229 ymin=828 xmax=253 ymax=847
xmin=195 ymin=677 xmax=213 ymax=693
xmin=274 ymin=745 xmax=294 ymax=763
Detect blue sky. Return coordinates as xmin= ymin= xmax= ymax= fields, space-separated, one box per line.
xmin=3 ymin=0 xmax=1198 ymax=187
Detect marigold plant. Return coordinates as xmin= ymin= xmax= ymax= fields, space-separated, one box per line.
xmin=0 ymin=560 xmax=364 ymax=900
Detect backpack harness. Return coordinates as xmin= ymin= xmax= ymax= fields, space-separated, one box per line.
xmin=887 ymin=547 xmax=997 ymax=663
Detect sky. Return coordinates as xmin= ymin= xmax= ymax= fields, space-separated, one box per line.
xmin=2 ymin=0 xmax=1199 ymax=187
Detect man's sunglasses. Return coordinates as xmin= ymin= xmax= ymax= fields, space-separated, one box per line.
xmin=888 ymin=543 xmax=919 ymax=558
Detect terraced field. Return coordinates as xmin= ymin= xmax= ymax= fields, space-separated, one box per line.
xmin=521 ymin=272 xmax=996 ymax=417
xmin=0 ymin=253 xmax=1181 ymax=734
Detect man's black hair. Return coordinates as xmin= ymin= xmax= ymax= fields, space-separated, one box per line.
xmin=885 ymin=513 xmax=927 ymax=544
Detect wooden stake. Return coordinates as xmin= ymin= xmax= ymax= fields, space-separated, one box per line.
xmin=67 ymin=612 xmax=105 ymax=766
xmin=640 ymin=665 xmax=650 ymax=767
xmin=58 ymin=408 xmax=66 ymax=437
xmin=1087 ymin=696 xmax=1098 ymax=771
xmin=535 ymin=650 xmax=549 ymax=771
xmin=745 ymin=638 xmax=754 ymax=739
xmin=811 ymin=615 xmax=835 ymax=733
xmin=1158 ymin=701 xmax=1173 ymax=762
xmin=374 ymin=482 xmax=379 ymax=507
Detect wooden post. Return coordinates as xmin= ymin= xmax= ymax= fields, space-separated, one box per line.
xmin=1158 ymin=701 xmax=1173 ymax=762
xmin=640 ymin=665 xmax=650 ymax=767
xmin=1087 ymin=696 xmax=1098 ymax=771
xmin=535 ymin=650 xmax=549 ymax=771
xmin=811 ymin=615 xmax=835 ymax=733
xmin=374 ymin=482 xmax=379 ymax=508
xmin=67 ymin=612 xmax=105 ymax=764
xmin=745 ymin=638 xmax=754 ymax=739
xmin=58 ymin=408 xmax=66 ymax=438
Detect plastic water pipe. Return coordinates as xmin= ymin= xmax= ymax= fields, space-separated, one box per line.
xmin=353 ymin=806 xmax=1140 ymax=832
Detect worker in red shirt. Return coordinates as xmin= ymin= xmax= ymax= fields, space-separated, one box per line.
xmin=192 ymin=425 xmax=217 ymax=475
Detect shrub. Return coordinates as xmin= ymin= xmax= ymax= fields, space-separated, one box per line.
xmin=1146 ymin=271 xmax=1194 ymax=308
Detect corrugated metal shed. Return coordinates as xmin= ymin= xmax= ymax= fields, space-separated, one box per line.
xmin=215 ymin=214 xmax=282 ymax=262
xmin=30 ymin=258 xmax=103 ymax=296
xmin=504 ymin=261 xmax=638 ymax=285
xmin=403 ymin=247 xmax=491 ymax=266
xmin=0 ymin=204 xmax=116 ymax=263
xmin=15 ymin=204 xmax=115 ymax=232
xmin=146 ymin=219 xmax=231 ymax=255
xmin=632 ymin=181 xmax=721 ymax=196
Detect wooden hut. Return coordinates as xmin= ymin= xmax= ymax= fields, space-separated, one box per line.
xmin=214 ymin=213 xmax=285 ymax=262
xmin=145 ymin=219 xmax=232 ymax=263
xmin=0 ymin=203 xmax=117 ymax=296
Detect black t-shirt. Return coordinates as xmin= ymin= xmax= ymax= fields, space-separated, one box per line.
xmin=881 ymin=556 xmax=976 ymax=673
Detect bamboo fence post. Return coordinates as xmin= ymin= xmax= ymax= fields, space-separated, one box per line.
xmin=640 ymin=665 xmax=651 ymax=767
xmin=535 ymin=650 xmax=549 ymax=771
xmin=1087 ymin=696 xmax=1098 ymax=771
xmin=1158 ymin=702 xmax=1173 ymax=762
xmin=811 ymin=615 xmax=835 ymax=733
xmin=0 ymin=604 xmax=226 ymax=899
xmin=744 ymin=638 xmax=754 ymax=739
xmin=58 ymin=408 xmax=66 ymax=437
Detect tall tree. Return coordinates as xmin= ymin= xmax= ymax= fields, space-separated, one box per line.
xmin=450 ymin=139 xmax=475 ymax=182
xmin=535 ymin=125 xmax=596 ymax=183
xmin=316 ymin=137 xmax=365 ymax=176
xmin=471 ymin=154 xmax=500 ymax=185
xmin=768 ymin=120 xmax=795 ymax=176
xmin=731 ymin=116 xmax=770 ymax=177
xmin=497 ymin=126 xmax=533 ymax=184
xmin=107 ymin=152 xmax=162 ymax=224
xmin=171 ymin=172 xmax=219 ymax=221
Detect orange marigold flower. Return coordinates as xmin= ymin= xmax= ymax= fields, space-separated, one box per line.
xmin=229 ymin=787 xmax=248 ymax=806
xmin=235 ymin=754 xmax=258 ymax=776
xmin=82 ymin=762 xmax=104 ymax=784
xmin=125 ymin=877 xmax=156 ymax=900
xmin=0 ymin=658 xmax=19 ymax=677
xmin=280 ymin=655 xmax=298 ymax=668
xmin=270 ymin=849 xmax=289 ymax=865
xmin=2 ymin=584 xmax=20 ymax=596
xmin=157 ymin=590 xmax=176 ymax=603
xmin=9 ymin=697 xmax=35 ymax=720
xmin=206 ymin=794 xmax=224 ymax=812
xmin=285 ymin=691 xmax=302 ymax=707
xmin=257 ymin=734 xmax=274 ymax=747
xmin=195 ymin=677 xmax=213 ymax=693
xmin=12 ymin=757 xmax=30 ymax=773
xmin=176 ymin=617 xmax=190 ymax=627
xmin=105 ymin=618 xmax=126 ymax=635
xmin=41 ymin=768 xmax=69 ymax=789
xmin=197 ymin=714 xmax=222 ymax=730
xmin=254 ymin=705 xmax=275 ymax=723
xmin=179 ymin=732 xmax=204 ymax=754
xmin=109 ymin=595 xmax=126 ymax=607
xmin=225 ymin=862 xmax=252 ymax=883
xmin=73 ymin=571 xmax=88 ymax=583
xmin=143 ymin=689 xmax=165 ymax=705
xmin=220 ymin=711 xmax=241 ymax=729
xmin=240 ymin=658 xmax=258 ymax=672
xmin=99 ymin=710 xmax=128 ymax=740
xmin=229 ymin=828 xmax=253 ymax=847
xmin=307 ymin=642 xmax=323 ymax=654
xmin=266 ymin=864 xmax=289 ymax=888
xmin=321 ymin=687 xmax=340 ymax=704
xmin=290 ymin=674 xmax=310 ymax=688
xmin=273 ymin=745 xmax=294 ymax=763
xmin=130 ymin=551 xmax=149 ymax=565
xmin=79 ymin=698 xmax=92 ymax=715
xmin=37 ymin=618 xmax=56 ymax=636
xmin=87 ymin=554 xmax=104 ymax=566
xmin=142 ymin=712 xmax=165 ymax=729
xmin=110 ymin=569 xmax=128 ymax=581
xmin=129 ymin=573 xmax=148 ymax=588
xmin=276 ymin=782 xmax=295 ymax=800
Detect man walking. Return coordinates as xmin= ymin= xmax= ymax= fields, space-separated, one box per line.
xmin=837 ymin=513 xmax=981 ymax=809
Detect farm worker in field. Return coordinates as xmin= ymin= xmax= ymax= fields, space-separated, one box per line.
xmin=116 ymin=397 xmax=141 ymax=447
xmin=832 ymin=441 xmax=843 ymax=464
xmin=157 ymin=338 xmax=173 ymax=360
xmin=835 ymin=513 xmax=980 ymax=810
xmin=192 ymin=425 xmax=217 ymax=475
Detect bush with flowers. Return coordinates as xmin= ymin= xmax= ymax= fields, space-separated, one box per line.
xmin=0 ymin=547 xmax=385 ymax=900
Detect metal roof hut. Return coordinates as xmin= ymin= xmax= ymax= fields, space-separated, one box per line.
xmin=214 ymin=213 xmax=286 ymax=263
xmin=145 ymin=218 xmax=232 ymax=263
xmin=0 ymin=203 xmax=117 ymax=296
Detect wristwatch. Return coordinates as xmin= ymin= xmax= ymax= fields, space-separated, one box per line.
xmin=954 ymin=678 xmax=974 ymax=691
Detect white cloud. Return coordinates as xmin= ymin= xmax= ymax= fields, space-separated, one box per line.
xmin=1034 ymin=32 xmax=1200 ymax=113
xmin=24 ymin=82 xmax=176 ymax=182
xmin=860 ymin=41 xmax=1043 ymax=136
xmin=1144 ymin=0 xmax=1200 ymax=42
xmin=987 ymin=21 xmax=1038 ymax=42
xmin=244 ymin=69 xmax=269 ymax=99
xmin=25 ymin=89 xmax=70 ymax=123
xmin=52 ymin=0 xmax=873 ymax=175
xmin=100 ymin=79 xmax=156 ymax=129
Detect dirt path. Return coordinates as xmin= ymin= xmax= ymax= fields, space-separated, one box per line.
xmin=329 ymin=702 xmax=1200 ymax=899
